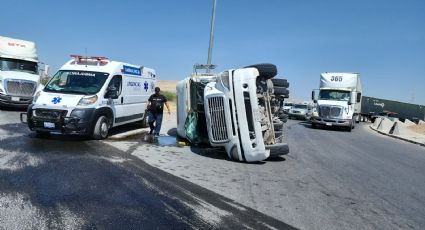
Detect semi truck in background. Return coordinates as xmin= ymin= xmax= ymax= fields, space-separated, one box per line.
xmin=311 ymin=72 xmax=362 ymax=131
xmin=177 ymin=64 xmax=290 ymax=162
xmin=0 ymin=36 xmax=43 ymax=108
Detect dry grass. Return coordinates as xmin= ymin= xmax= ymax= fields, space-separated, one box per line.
xmin=157 ymin=80 xmax=178 ymax=92
xmin=407 ymin=124 xmax=425 ymax=135
xmin=156 ymin=80 xmax=178 ymax=112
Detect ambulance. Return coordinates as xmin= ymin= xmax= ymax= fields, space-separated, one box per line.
xmin=23 ymin=55 xmax=156 ymax=139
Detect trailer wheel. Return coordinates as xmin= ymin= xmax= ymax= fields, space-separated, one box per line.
xmin=93 ymin=115 xmax=109 ymax=140
xmin=271 ymin=78 xmax=289 ymax=88
xmin=244 ymin=63 xmax=277 ymax=80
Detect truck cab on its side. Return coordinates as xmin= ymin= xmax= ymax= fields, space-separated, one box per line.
xmin=177 ymin=64 xmax=289 ymax=162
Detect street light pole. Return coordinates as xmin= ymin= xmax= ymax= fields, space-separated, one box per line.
xmin=206 ymin=0 xmax=217 ymax=73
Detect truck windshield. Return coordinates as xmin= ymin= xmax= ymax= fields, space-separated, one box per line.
xmin=44 ymin=70 xmax=109 ymax=95
xmin=0 ymin=57 xmax=38 ymax=74
xmin=319 ymin=90 xmax=350 ymax=101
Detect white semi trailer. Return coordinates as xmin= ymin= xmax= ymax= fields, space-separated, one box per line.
xmin=177 ymin=64 xmax=290 ymax=162
xmin=0 ymin=36 xmax=43 ymax=108
xmin=311 ymin=72 xmax=362 ymax=131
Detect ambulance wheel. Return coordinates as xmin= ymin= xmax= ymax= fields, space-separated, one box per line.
xmin=93 ymin=115 xmax=109 ymax=140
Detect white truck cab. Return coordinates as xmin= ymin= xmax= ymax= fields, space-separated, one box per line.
xmin=25 ymin=55 xmax=156 ymax=139
xmin=0 ymin=36 xmax=43 ymax=107
xmin=177 ymin=64 xmax=289 ymax=162
xmin=311 ymin=72 xmax=362 ymax=131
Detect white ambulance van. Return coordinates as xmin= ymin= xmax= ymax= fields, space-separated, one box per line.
xmin=24 ymin=55 xmax=156 ymax=139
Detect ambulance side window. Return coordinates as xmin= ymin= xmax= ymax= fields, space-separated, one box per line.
xmin=106 ymin=75 xmax=122 ymax=97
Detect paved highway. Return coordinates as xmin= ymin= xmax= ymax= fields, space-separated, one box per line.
xmin=105 ymin=117 xmax=425 ymax=230
xmin=0 ymin=108 xmax=294 ymax=229
xmin=1 ymin=107 xmax=425 ymax=230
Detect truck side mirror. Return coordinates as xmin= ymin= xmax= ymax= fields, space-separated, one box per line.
xmin=357 ymin=92 xmax=361 ymax=103
xmin=311 ymin=91 xmax=315 ymax=100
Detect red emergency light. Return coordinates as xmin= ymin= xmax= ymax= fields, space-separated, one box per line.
xmin=70 ymin=54 xmax=109 ymax=65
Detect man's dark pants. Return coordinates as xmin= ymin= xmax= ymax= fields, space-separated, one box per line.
xmin=148 ymin=112 xmax=163 ymax=135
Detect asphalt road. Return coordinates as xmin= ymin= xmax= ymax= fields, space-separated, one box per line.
xmin=282 ymin=119 xmax=425 ymax=229
xmin=0 ymin=108 xmax=294 ymax=230
xmin=2 ymin=107 xmax=425 ymax=230
xmin=104 ymin=116 xmax=425 ymax=230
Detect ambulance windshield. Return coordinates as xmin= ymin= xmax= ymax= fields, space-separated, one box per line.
xmin=44 ymin=70 xmax=109 ymax=95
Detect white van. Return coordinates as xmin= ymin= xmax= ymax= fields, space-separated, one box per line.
xmin=24 ymin=55 xmax=156 ymax=139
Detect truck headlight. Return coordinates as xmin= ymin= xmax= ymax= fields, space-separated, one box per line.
xmin=33 ymin=91 xmax=41 ymax=103
xmin=219 ymin=72 xmax=230 ymax=89
xmin=78 ymin=95 xmax=98 ymax=106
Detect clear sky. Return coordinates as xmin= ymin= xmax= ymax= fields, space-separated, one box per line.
xmin=2 ymin=0 xmax=424 ymax=104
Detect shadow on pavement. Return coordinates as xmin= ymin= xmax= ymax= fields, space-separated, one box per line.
xmin=0 ymin=124 xmax=296 ymax=229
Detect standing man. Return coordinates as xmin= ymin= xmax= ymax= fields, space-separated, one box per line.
xmin=146 ymin=87 xmax=171 ymax=137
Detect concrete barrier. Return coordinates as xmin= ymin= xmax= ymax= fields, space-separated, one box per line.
xmin=419 ymin=120 xmax=425 ymax=125
xmin=404 ymin=119 xmax=416 ymax=126
xmin=392 ymin=121 xmax=415 ymax=135
xmin=371 ymin=117 xmax=383 ymax=129
xmin=377 ymin=117 xmax=395 ymax=133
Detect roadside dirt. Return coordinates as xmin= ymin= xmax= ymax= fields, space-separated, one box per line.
xmin=157 ymin=80 xmax=178 ymax=92
xmin=408 ymin=124 xmax=425 ymax=135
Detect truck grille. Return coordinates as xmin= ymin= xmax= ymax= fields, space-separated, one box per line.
xmin=5 ymin=79 xmax=36 ymax=96
xmin=34 ymin=109 xmax=68 ymax=120
xmin=319 ymin=106 xmax=342 ymax=118
xmin=207 ymin=96 xmax=229 ymax=142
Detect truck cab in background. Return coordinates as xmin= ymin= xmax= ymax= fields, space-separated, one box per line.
xmin=311 ymin=72 xmax=362 ymax=131
xmin=0 ymin=36 xmax=43 ymax=108
xmin=177 ymin=64 xmax=290 ymax=162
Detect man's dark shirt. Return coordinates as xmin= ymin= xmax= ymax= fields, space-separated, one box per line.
xmin=148 ymin=94 xmax=167 ymax=114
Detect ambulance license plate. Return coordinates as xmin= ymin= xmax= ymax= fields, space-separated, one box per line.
xmin=11 ymin=97 xmax=20 ymax=101
xmin=44 ymin=122 xmax=55 ymax=129
xmin=325 ymin=122 xmax=332 ymax=126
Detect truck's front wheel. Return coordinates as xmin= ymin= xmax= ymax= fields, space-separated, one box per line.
xmin=93 ymin=115 xmax=109 ymax=140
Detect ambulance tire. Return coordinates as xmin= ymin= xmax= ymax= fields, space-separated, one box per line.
xmin=245 ymin=63 xmax=277 ymax=80
xmin=93 ymin=115 xmax=109 ymax=140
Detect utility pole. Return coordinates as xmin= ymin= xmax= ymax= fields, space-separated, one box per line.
xmin=206 ymin=0 xmax=217 ymax=73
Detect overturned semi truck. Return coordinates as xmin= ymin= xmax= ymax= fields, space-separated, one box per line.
xmin=176 ymin=64 xmax=290 ymax=162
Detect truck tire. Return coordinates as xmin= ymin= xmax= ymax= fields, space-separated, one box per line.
xmin=266 ymin=143 xmax=289 ymax=157
xmin=274 ymin=87 xmax=289 ymax=96
xmin=244 ymin=63 xmax=277 ymax=80
xmin=274 ymin=121 xmax=284 ymax=131
xmin=92 ymin=115 xmax=109 ymax=140
xmin=271 ymin=78 xmax=289 ymax=88
xmin=275 ymin=130 xmax=283 ymax=138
